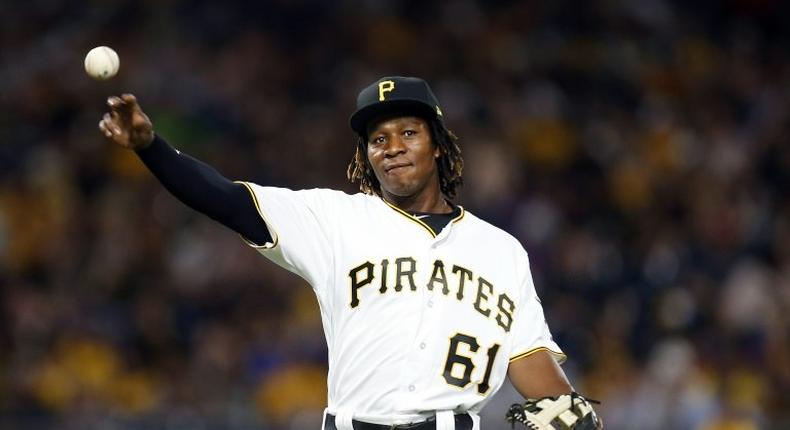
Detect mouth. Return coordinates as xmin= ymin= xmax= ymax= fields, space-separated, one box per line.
xmin=385 ymin=162 xmax=412 ymax=173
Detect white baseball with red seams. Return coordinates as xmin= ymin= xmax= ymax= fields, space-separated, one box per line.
xmin=84 ymin=46 xmax=119 ymax=80
xmin=236 ymin=183 xmax=565 ymax=429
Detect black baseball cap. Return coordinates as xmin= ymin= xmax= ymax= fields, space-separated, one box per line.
xmin=349 ymin=76 xmax=444 ymax=136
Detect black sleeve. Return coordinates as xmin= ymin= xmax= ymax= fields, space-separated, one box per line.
xmin=135 ymin=134 xmax=272 ymax=245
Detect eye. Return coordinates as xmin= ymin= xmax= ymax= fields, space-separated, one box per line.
xmin=403 ymin=129 xmax=417 ymax=137
xmin=371 ymin=136 xmax=386 ymax=145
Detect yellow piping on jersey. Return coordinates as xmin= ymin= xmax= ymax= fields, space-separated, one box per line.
xmin=381 ymin=199 xmax=466 ymax=238
xmin=235 ymin=181 xmax=279 ymax=249
xmin=451 ymin=207 xmax=465 ymax=224
xmin=509 ymin=347 xmax=567 ymax=364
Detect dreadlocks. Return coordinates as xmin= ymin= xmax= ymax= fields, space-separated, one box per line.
xmin=346 ymin=118 xmax=464 ymax=199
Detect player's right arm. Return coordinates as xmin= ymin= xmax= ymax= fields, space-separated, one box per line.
xmin=98 ymin=93 xmax=271 ymax=245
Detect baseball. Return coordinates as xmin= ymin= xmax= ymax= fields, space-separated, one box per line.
xmin=84 ymin=46 xmax=119 ymax=80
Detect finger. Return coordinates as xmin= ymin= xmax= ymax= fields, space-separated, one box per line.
xmin=103 ymin=113 xmax=122 ymax=135
xmin=121 ymin=93 xmax=137 ymax=105
xmin=119 ymin=93 xmax=140 ymax=113
xmin=107 ymin=96 xmax=123 ymax=109
xmin=107 ymin=95 xmax=136 ymax=117
xmin=98 ymin=120 xmax=113 ymax=138
xmin=108 ymin=107 xmax=131 ymax=132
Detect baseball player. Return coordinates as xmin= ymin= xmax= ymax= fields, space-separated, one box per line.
xmin=99 ymin=76 xmax=601 ymax=430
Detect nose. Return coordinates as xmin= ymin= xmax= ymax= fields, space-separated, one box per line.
xmin=383 ymin=135 xmax=406 ymax=157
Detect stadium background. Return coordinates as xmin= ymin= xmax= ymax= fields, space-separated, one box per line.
xmin=0 ymin=0 xmax=788 ymax=429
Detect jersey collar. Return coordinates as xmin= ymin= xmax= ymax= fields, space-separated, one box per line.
xmin=380 ymin=198 xmax=465 ymax=238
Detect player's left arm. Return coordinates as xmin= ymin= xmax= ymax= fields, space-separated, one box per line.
xmin=507 ymin=351 xmax=603 ymax=429
xmin=507 ymin=350 xmax=573 ymax=398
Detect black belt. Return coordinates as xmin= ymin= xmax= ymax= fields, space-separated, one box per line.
xmin=324 ymin=413 xmax=473 ymax=430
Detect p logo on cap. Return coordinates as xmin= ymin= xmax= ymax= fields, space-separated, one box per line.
xmin=378 ymin=80 xmax=395 ymax=101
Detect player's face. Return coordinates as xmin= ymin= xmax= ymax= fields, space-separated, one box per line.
xmin=366 ymin=116 xmax=441 ymax=200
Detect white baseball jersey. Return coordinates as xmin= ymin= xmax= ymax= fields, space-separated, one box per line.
xmin=238 ymin=183 xmax=564 ymax=426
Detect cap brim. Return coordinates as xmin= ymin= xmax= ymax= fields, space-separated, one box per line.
xmin=349 ymin=99 xmax=439 ymax=136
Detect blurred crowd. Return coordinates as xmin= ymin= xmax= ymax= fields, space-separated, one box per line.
xmin=1 ymin=0 xmax=788 ymax=429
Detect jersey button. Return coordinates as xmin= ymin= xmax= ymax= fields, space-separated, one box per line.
xmin=427 ymin=300 xmax=434 ymax=308
xmin=408 ymin=385 xmax=415 ymax=392
xmin=419 ymin=342 xmax=426 ymax=350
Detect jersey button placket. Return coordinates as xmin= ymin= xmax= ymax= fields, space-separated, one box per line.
xmin=405 ymin=248 xmax=433 ymax=400
xmin=411 ymin=236 xmax=449 ymax=395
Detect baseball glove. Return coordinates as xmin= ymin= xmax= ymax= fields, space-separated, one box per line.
xmin=505 ymin=392 xmax=602 ymax=430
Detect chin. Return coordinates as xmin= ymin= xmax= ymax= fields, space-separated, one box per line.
xmin=381 ymin=182 xmax=417 ymax=197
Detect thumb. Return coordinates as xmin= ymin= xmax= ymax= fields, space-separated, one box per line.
xmin=121 ymin=93 xmax=137 ymax=105
xmin=121 ymin=94 xmax=151 ymax=128
xmin=120 ymin=93 xmax=141 ymax=114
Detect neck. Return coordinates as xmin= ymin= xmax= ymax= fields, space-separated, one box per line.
xmin=382 ymin=189 xmax=451 ymax=214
